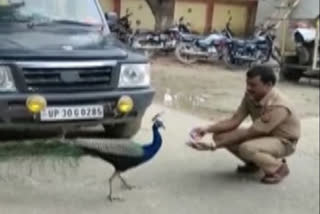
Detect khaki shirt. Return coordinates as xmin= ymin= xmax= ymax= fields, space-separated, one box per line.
xmin=236 ymin=88 xmax=301 ymax=144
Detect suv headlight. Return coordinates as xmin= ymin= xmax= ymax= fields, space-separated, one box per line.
xmin=118 ymin=64 xmax=150 ymax=88
xmin=0 ymin=66 xmax=16 ymax=92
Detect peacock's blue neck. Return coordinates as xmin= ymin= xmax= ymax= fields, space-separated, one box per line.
xmin=142 ymin=126 xmax=162 ymax=161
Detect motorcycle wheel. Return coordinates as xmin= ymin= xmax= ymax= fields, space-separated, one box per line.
xmin=144 ymin=50 xmax=155 ymax=58
xmin=175 ymin=43 xmax=198 ymax=64
xmin=222 ymin=50 xmax=250 ymax=71
xmin=249 ymin=58 xmax=264 ymax=68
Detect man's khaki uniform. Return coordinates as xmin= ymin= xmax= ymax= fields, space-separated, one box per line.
xmin=219 ymin=88 xmax=301 ymax=172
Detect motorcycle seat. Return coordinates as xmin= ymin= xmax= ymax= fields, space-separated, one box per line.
xmin=181 ymin=33 xmax=204 ymax=42
xmin=233 ymin=39 xmax=246 ymax=45
xmin=198 ymin=34 xmax=226 ymax=46
xmin=136 ymin=29 xmax=157 ymax=35
xmin=232 ymin=38 xmax=262 ymax=46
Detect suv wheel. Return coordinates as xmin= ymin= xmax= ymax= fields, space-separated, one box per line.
xmin=280 ymin=56 xmax=303 ymax=82
xmin=296 ymin=46 xmax=311 ymax=65
xmin=103 ymin=118 xmax=142 ymax=138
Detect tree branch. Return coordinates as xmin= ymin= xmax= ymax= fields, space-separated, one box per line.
xmin=145 ymin=0 xmax=159 ymax=16
xmin=145 ymin=0 xmax=175 ymax=31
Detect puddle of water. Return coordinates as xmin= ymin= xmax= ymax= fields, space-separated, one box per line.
xmin=162 ymin=88 xmax=209 ymax=108
xmin=155 ymin=88 xmax=232 ymax=119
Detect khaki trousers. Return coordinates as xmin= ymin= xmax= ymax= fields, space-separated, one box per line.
xmin=213 ymin=129 xmax=295 ymax=173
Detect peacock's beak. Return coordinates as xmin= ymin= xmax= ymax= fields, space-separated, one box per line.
xmin=26 ymin=94 xmax=47 ymax=114
xmin=159 ymin=121 xmax=166 ymax=130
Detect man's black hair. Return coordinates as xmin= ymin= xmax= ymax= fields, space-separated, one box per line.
xmin=246 ymin=65 xmax=277 ymax=86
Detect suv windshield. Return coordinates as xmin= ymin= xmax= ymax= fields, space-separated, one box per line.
xmin=0 ymin=0 xmax=104 ymax=26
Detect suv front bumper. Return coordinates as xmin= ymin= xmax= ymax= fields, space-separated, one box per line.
xmin=0 ymin=88 xmax=154 ymax=129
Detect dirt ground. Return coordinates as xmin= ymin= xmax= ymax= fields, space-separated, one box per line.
xmin=151 ymin=57 xmax=319 ymax=120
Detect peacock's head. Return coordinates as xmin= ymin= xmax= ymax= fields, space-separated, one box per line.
xmin=152 ymin=112 xmax=165 ymax=130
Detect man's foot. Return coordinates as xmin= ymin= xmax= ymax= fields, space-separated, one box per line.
xmin=261 ymin=160 xmax=290 ymax=184
xmin=237 ymin=162 xmax=260 ymax=174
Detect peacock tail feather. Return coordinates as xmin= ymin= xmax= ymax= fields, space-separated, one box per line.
xmin=0 ymin=137 xmax=145 ymax=162
xmin=0 ymin=140 xmax=87 ymax=180
xmin=0 ymin=140 xmax=85 ymax=162
xmin=73 ymin=138 xmax=144 ymax=158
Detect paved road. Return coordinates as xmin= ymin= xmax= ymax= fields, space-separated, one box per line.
xmin=0 ymin=104 xmax=318 ymax=214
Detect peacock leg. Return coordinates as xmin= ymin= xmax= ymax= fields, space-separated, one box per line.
xmin=118 ymin=173 xmax=135 ymax=190
xmin=107 ymin=171 xmax=123 ymax=202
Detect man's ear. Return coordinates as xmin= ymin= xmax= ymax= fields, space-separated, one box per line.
xmin=266 ymin=82 xmax=273 ymax=88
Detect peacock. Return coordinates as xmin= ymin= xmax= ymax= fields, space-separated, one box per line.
xmin=68 ymin=112 xmax=165 ymax=201
xmin=0 ymin=113 xmax=165 ymax=201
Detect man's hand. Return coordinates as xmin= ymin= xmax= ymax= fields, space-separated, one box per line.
xmin=190 ymin=127 xmax=207 ymax=140
xmin=187 ymin=141 xmax=217 ymax=151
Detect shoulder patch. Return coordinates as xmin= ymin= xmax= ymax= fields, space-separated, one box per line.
xmin=261 ymin=109 xmax=272 ymax=123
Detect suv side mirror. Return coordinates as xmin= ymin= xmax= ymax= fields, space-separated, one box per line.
xmin=104 ymin=13 xmax=109 ymax=20
xmin=105 ymin=12 xmax=118 ymax=21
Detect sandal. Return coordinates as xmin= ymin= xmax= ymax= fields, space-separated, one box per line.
xmin=261 ymin=160 xmax=290 ymax=184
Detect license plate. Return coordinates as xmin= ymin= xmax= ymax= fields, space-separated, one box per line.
xmin=40 ymin=105 xmax=104 ymax=121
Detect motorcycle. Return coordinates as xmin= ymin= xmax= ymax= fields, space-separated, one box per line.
xmin=222 ymin=25 xmax=277 ymax=69
xmin=175 ymin=33 xmax=228 ymax=64
xmin=106 ymin=12 xmax=133 ymax=44
xmin=174 ymin=18 xmax=233 ymax=64
xmin=129 ymin=17 xmax=191 ymax=57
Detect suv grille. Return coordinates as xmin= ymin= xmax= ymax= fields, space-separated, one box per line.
xmin=22 ymin=66 xmax=113 ymax=93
